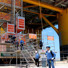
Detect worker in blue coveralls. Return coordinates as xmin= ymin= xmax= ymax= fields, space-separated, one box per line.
xmin=35 ymin=51 xmax=40 ymax=67
xmin=20 ymin=39 xmax=24 ymax=50
xmin=45 ymin=46 xmax=56 ymax=68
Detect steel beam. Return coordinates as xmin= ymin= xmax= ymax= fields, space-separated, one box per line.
xmin=27 ymin=23 xmax=41 ymax=25
xmin=0 ymin=5 xmax=4 ymax=9
xmin=37 ymin=19 xmax=57 ymax=30
xmin=55 ymin=0 xmax=64 ymax=6
xmin=23 ymin=0 xmax=63 ymax=13
xmin=42 ymin=15 xmax=59 ymax=33
xmin=23 ymin=5 xmax=37 ymax=8
xmin=24 ymin=10 xmax=56 ymax=17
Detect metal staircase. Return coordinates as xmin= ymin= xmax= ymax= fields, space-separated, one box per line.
xmin=19 ymin=39 xmax=37 ymax=67
xmin=19 ymin=49 xmax=35 ymax=67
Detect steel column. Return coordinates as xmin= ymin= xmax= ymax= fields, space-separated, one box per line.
xmin=57 ymin=8 xmax=68 ymax=46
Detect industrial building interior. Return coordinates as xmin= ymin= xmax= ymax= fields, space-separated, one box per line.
xmin=0 ymin=0 xmax=68 ymax=68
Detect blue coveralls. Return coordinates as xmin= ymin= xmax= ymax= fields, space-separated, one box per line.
xmin=35 ymin=53 xmax=40 ymax=59
xmin=35 ymin=53 xmax=40 ymax=67
xmin=20 ymin=40 xmax=24 ymax=50
xmin=45 ymin=51 xmax=56 ymax=68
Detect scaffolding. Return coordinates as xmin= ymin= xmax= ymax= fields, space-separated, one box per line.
xmin=0 ymin=33 xmax=41 ymax=67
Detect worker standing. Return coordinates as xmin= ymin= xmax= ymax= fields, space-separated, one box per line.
xmin=35 ymin=51 xmax=40 ymax=67
xmin=39 ymin=40 xmax=43 ymax=49
xmin=45 ymin=46 xmax=56 ymax=68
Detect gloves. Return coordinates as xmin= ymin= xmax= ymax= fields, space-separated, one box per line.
xmin=52 ymin=58 xmax=54 ymax=60
xmin=52 ymin=57 xmax=55 ymax=60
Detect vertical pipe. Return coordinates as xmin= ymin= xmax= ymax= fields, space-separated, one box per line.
xmin=11 ymin=0 xmax=15 ymax=24
xmin=0 ymin=26 xmax=1 ymax=42
xmin=11 ymin=0 xmax=17 ymax=66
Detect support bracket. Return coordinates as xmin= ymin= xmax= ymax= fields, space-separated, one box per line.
xmin=42 ymin=15 xmax=59 ymax=34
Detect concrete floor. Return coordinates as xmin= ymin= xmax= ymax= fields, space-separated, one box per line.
xmin=0 ymin=61 xmax=68 ymax=68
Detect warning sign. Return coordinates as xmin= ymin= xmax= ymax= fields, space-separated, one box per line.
xmin=47 ymin=36 xmax=54 ymax=41
xmin=19 ymin=19 xmax=25 ymax=28
xmin=29 ymin=34 xmax=37 ymax=39
xmin=18 ymin=16 xmax=25 ymax=30
xmin=16 ymin=16 xmax=25 ymax=33
xmin=7 ymin=24 xmax=14 ymax=33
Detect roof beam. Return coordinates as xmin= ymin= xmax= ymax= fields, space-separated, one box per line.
xmin=23 ymin=5 xmax=37 ymax=8
xmin=24 ymin=10 xmax=56 ymax=17
xmin=27 ymin=23 xmax=41 ymax=25
xmin=23 ymin=0 xmax=63 ymax=13
xmin=55 ymin=0 xmax=64 ymax=6
xmin=37 ymin=19 xmax=57 ymax=30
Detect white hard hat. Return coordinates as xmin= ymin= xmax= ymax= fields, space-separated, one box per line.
xmin=35 ymin=51 xmax=38 ymax=53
